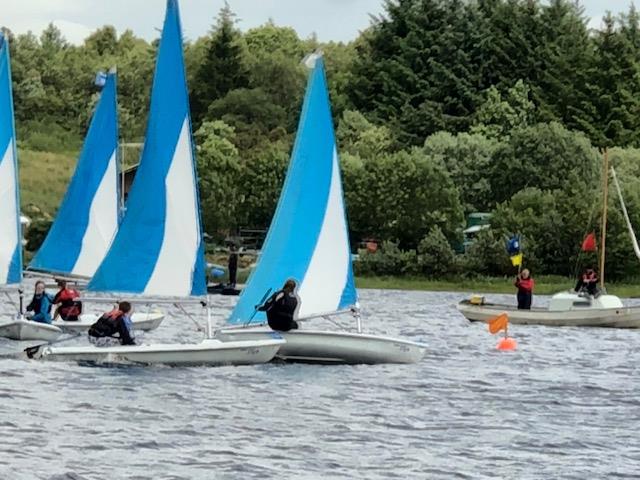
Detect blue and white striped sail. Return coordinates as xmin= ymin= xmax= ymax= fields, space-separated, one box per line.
xmin=228 ymin=56 xmax=357 ymax=325
xmin=29 ymin=71 xmax=120 ymax=278
xmin=0 ymin=33 xmax=22 ymax=286
xmin=87 ymin=0 xmax=205 ymax=297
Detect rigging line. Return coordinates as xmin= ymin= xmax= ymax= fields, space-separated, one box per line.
xmin=611 ymin=167 xmax=640 ymax=261
xmin=174 ymin=302 xmax=203 ymax=332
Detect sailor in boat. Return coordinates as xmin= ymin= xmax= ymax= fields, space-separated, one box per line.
xmin=514 ymin=269 xmax=534 ymax=310
xmin=574 ymin=268 xmax=599 ymax=297
xmin=258 ymin=279 xmax=300 ymax=331
xmin=25 ymin=281 xmax=55 ymax=324
xmin=52 ymin=279 xmax=82 ymax=321
xmin=88 ymin=301 xmax=136 ymax=347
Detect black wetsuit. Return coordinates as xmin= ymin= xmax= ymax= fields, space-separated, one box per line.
xmin=228 ymin=252 xmax=238 ymax=287
xmin=259 ymin=290 xmax=299 ymax=332
xmin=88 ymin=312 xmax=136 ymax=345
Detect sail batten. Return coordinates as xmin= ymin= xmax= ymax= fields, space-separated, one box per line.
xmin=29 ymin=72 xmax=119 ymax=278
xmin=0 ymin=34 xmax=22 ymax=286
xmin=228 ymin=58 xmax=356 ymax=325
xmin=87 ymin=0 xmax=205 ymax=297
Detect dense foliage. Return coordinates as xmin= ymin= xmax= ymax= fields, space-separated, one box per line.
xmin=6 ymin=0 xmax=640 ymax=280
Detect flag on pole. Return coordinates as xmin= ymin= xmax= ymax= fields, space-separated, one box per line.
xmin=94 ymin=71 xmax=107 ymax=88
xmin=510 ymin=253 xmax=523 ymax=267
xmin=581 ymin=232 xmax=597 ymax=252
xmin=506 ymin=234 xmax=521 ymax=255
xmin=489 ymin=313 xmax=508 ymax=334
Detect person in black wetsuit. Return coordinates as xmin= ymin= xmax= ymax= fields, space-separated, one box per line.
xmin=258 ymin=279 xmax=300 ymax=332
xmin=88 ymin=301 xmax=136 ymax=346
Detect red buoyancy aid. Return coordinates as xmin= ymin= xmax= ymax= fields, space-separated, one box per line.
xmin=516 ymin=277 xmax=534 ymax=292
xmin=57 ymin=288 xmax=80 ymax=303
xmin=56 ymin=288 xmax=82 ymax=318
xmin=104 ymin=309 xmax=124 ymax=320
xmin=583 ymin=271 xmax=597 ymax=283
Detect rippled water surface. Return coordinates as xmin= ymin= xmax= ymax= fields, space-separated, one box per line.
xmin=2 ymin=289 xmax=640 ymax=479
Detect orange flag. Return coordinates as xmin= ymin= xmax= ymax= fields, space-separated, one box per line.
xmin=488 ymin=313 xmax=508 ymax=334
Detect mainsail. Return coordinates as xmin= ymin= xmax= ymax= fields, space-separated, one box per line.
xmin=29 ymin=71 xmax=120 ymax=277
xmin=0 ymin=33 xmax=22 ymax=286
xmin=87 ymin=0 xmax=205 ymax=297
xmin=228 ymin=56 xmax=357 ymax=325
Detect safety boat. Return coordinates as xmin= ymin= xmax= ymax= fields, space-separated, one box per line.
xmin=457 ymin=291 xmax=640 ymax=328
xmin=458 ymin=151 xmax=640 ymax=329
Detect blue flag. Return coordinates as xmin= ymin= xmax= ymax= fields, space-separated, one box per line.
xmin=506 ymin=235 xmax=521 ymax=255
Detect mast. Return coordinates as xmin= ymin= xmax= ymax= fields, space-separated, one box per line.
xmin=600 ymin=148 xmax=609 ymax=289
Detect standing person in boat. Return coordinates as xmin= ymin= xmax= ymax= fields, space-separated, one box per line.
xmin=25 ymin=281 xmax=54 ymax=324
xmin=514 ymin=269 xmax=534 ymax=310
xmin=575 ymin=268 xmax=599 ymax=296
xmin=228 ymin=243 xmax=239 ymax=288
xmin=258 ymin=279 xmax=300 ymax=331
xmin=52 ymin=279 xmax=82 ymax=321
xmin=88 ymin=301 xmax=136 ymax=346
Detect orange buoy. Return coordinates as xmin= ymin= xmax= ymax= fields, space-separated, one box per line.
xmin=496 ymin=337 xmax=517 ymax=351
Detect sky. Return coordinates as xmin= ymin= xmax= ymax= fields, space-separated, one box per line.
xmin=0 ymin=0 xmax=633 ymax=45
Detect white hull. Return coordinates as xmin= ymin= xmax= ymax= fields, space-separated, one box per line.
xmin=457 ymin=300 xmax=640 ymax=328
xmin=216 ymin=328 xmax=426 ymax=364
xmin=53 ymin=312 xmax=165 ymax=333
xmin=35 ymin=338 xmax=285 ymax=367
xmin=0 ymin=312 xmax=164 ymax=341
xmin=0 ymin=319 xmax=62 ymax=341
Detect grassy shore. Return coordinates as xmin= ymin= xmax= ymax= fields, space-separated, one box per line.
xmin=355 ymin=275 xmax=640 ymax=297
xmin=19 ymin=148 xmax=76 ymax=216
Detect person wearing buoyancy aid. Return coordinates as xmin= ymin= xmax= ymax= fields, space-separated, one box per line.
xmin=514 ymin=269 xmax=534 ymax=310
xmin=25 ymin=281 xmax=54 ymax=324
xmin=88 ymin=301 xmax=136 ymax=347
xmin=575 ymin=268 xmax=598 ymax=296
xmin=53 ymin=279 xmax=82 ymax=321
xmin=258 ymin=279 xmax=300 ymax=332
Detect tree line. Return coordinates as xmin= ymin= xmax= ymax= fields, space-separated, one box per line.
xmin=5 ymin=0 xmax=640 ymax=280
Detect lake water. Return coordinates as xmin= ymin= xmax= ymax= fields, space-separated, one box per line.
xmin=1 ymin=289 xmax=640 ymax=479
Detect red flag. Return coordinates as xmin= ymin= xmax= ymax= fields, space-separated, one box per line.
xmin=582 ymin=232 xmax=597 ymax=252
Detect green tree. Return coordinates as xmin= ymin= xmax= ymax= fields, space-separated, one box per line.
xmin=194 ymin=120 xmax=242 ymax=235
xmin=343 ymin=148 xmax=464 ymax=248
xmin=471 ymin=80 xmax=536 ymax=139
xmin=489 ymin=122 xmax=599 ymax=205
xmin=348 ymin=0 xmax=481 ymax=144
xmin=423 ymin=131 xmax=500 ymax=212
xmin=235 ymin=141 xmax=290 ymax=229
xmin=417 ymin=226 xmax=457 ymax=277
xmin=337 ymin=110 xmax=394 ymax=158
xmin=190 ymin=3 xmax=249 ymax=126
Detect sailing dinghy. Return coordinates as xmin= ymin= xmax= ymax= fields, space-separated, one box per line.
xmin=0 ymin=33 xmax=63 ymax=342
xmin=215 ymin=55 xmax=425 ymax=364
xmin=32 ymin=0 xmax=283 ymax=365
xmin=0 ymin=68 xmax=163 ymax=340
